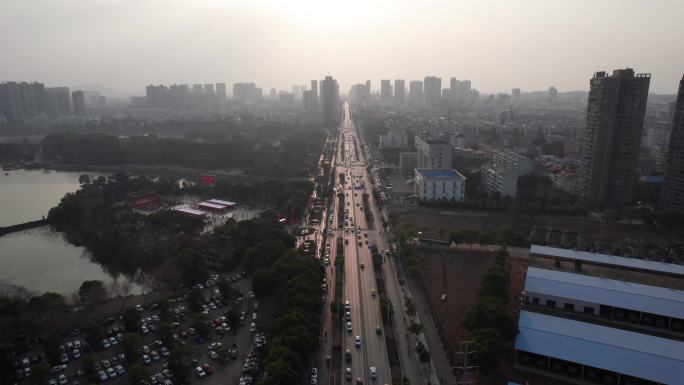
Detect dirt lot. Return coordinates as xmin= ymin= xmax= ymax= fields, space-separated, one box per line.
xmin=419 ymin=248 xmax=495 ymax=350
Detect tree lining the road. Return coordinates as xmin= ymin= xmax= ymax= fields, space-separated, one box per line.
xmin=461 ymin=246 xmax=516 ymax=373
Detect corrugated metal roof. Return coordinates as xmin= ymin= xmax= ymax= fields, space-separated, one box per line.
xmin=530 ymin=245 xmax=684 ymax=276
xmin=173 ymin=207 xmax=206 ymax=216
xmin=198 ymin=202 xmax=228 ymax=210
xmin=515 ymin=311 xmax=684 ymax=384
xmin=207 ymin=199 xmax=236 ymax=206
xmin=524 ymin=267 xmax=684 ymax=319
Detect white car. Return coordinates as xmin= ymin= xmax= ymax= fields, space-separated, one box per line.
xmin=311 ymin=368 xmax=318 ymax=379
xmin=58 ymin=374 xmax=67 ymax=385
xmin=355 ymin=335 xmax=361 ymax=347
xmin=102 ymin=339 xmax=111 ymax=349
xmin=98 ymin=370 xmax=108 ymax=382
xmin=369 ymin=367 xmax=377 ymax=379
xmin=195 ymin=366 xmax=206 ymax=378
xmin=106 ymin=367 xmax=117 ymax=379
xmin=346 ymin=322 xmax=352 ymax=332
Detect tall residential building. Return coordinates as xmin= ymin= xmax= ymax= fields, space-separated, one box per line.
xmin=394 ymin=79 xmax=405 ymax=104
xmin=192 ymin=84 xmax=203 ymax=95
xmin=233 ymin=82 xmax=261 ymax=103
xmin=577 ymin=69 xmax=651 ymax=207
xmin=415 ymin=135 xmax=452 ymax=169
xmin=72 ymin=90 xmax=86 ymax=115
xmin=424 ymin=76 xmax=441 ymax=106
xmin=661 ymin=74 xmax=684 ymax=212
xmin=310 ymin=80 xmax=318 ymax=110
xmin=449 ymin=78 xmax=472 ymax=104
xmin=380 ymin=79 xmax=392 ymax=102
xmin=215 ymin=83 xmax=226 ymax=103
xmin=350 ymin=83 xmax=371 ymax=104
xmin=512 ymin=88 xmax=521 ymax=103
xmin=320 ymin=76 xmax=339 ymax=126
xmin=45 ymin=87 xmax=71 ymax=116
xmin=146 ymin=85 xmax=168 ymax=107
xmin=0 ymin=82 xmax=47 ymax=122
xmin=409 ymin=80 xmax=423 ymax=106
xmin=203 ymin=84 xmax=215 ymax=96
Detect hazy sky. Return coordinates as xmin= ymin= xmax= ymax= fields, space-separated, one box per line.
xmin=2 ymin=0 xmax=683 ymax=95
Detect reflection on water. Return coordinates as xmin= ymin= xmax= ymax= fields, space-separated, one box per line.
xmin=0 ymin=227 xmax=143 ymax=296
xmin=0 ymin=169 xmax=107 ymax=227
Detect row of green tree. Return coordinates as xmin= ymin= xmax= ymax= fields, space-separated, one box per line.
xmin=462 ymin=247 xmax=517 ymax=372
xmin=41 ymin=129 xmax=325 ymax=178
xmin=251 ymin=253 xmax=325 ymax=385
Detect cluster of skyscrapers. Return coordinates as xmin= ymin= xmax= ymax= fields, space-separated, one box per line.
xmin=145 ymin=83 xmax=227 ymax=109
xmin=0 ymin=81 xmax=88 ymax=123
xmin=577 ymin=69 xmax=684 ymax=212
xmin=350 ymin=76 xmax=478 ymax=107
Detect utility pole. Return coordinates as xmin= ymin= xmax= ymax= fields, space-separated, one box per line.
xmin=453 ymin=341 xmax=478 ymax=385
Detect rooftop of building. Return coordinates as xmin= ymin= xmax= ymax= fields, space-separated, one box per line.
xmin=524 ymin=267 xmax=684 ymax=319
xmin=415 ymin=169 xmax=466 ymax=180
xmin=530 ymin=244 xmax=684 ymax=277
xmin=515 ymin=310 xmax=684 ymax=384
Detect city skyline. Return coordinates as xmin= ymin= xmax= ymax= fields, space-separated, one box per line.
xmin=2 ymin=0 xmax=683 ymax=95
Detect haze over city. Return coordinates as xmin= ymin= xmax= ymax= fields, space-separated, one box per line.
xmin=2 ymin=0 xmax=684 ymax=94
xmin=3 ymin=2 xmax=684 ymax=385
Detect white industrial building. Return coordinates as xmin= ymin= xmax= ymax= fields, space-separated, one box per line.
xmin=414 ymin=169 xmax=466 ymax=202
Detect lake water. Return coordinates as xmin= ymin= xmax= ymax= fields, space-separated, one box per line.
xmin=0 ymin=227 xmax=142 ymax=296
xmin=0 ymin=169 xmax=141 ymax=296
xmin=0 ymin=169 xmax=107 ymax=227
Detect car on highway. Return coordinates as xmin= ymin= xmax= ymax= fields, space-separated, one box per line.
xmin=345 ymin=349 xmax=352 ymax=362
xmin=355 ymin=335 xmax=361 ymax=347
xmin=370 ymin=289 xmax=376 ymax=297
xmin=346 ymin=321 xmax=352 ymax=332
xmin=376 ymin=325 xmax=382 ymax=334
xmin=345 ymin=367 xmax=352 ymax=380
xmin=369 ymin=366 xmax=377 ymax=379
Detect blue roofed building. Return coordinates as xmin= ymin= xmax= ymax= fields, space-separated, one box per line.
xmin=515 ymin=310 xmax=684 ymax=385
xmin=414 ymin=169 xmax=466 ymax=202
xmin=514 ymin=265 xmax=684 ymax=384
xmin=522 ymin=267 xmax=684 ymax=336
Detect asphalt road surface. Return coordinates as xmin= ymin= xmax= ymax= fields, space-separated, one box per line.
xmin=335 ymin=103 xmax=391 ymax=385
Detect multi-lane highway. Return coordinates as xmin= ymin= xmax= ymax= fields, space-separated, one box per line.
xmin=327 ymin=103 xmax=390 ymax=385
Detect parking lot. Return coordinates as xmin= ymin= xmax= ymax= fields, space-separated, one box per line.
xmin=12 ymin=271 xmax=268 ymax=385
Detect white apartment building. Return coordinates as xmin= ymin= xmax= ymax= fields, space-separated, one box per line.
xmin=415 ymin=169 xmax=466 ymax=201
xmin=379 ymin=130 xmax=409 ymax=149
xmin=480 ymin=165 xmax=518 ymax=198
xmin=415 ymin=135 xmax=452 ymax=169
xmin=492 ymin=149 xmax=533 ymax=176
